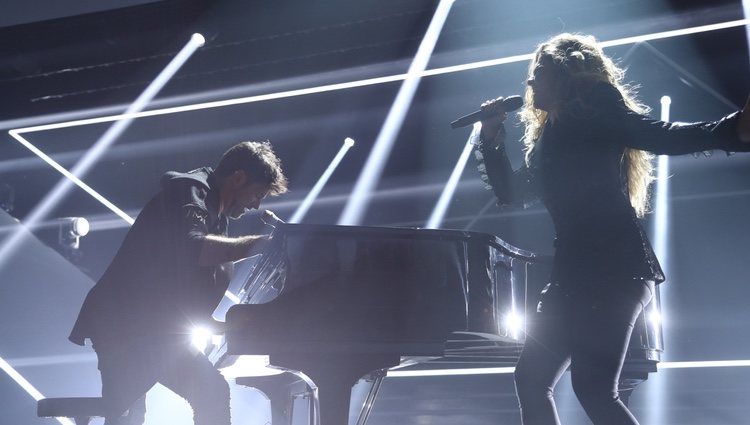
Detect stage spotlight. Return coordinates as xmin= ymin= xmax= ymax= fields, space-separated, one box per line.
xmin=503 ymin=311 xmax=525 ymax=340
xmin=660 ymin=96 xmax=671 ymax=121
xmin=58 ymin=217 xmax=90 ymax=250
xmin=191 ymin=33 xmax=206 ymax=47
xmin=191 ymin=326 xmax=212 ymax=352
xmin=191 ymin=323 xmax=225 ymax=354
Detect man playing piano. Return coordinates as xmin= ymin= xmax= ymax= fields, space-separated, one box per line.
xmin=68 ymin=141 xmax=288 ymax=425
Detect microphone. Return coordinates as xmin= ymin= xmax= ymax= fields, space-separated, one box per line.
xmin=261 ymin=210 xmax=285 ymax=227
xmin=450 ymin=95 xmax=523 ymax=129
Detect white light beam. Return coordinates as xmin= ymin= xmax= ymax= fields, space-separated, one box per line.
xmin=338 ymin=0 xmax=455 ymax=225
xmin=426 ymin=123 xmax=479 ymax=229
xmin=8 ymin=19 xmax=744 ymax=233
xmin=0 ymin=356 xmax=74 ymax=425
xmin=289 ymin=138 xmax=355 ymax=224
xmin=0 ymin=34 xmax=204 ymax=417
xmin=0 ymin=34 xmax=204 ymax=268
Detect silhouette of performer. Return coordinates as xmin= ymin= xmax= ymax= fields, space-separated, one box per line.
xmin=474 ymin=33 xmax=750 ymax=425
xmin=70 ymin=141 xmax=288 ymax=424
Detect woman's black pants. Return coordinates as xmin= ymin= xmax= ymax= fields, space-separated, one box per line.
xmin=514 ymin=279 xmax=654 ymax=425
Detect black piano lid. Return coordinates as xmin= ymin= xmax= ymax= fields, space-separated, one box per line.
xmin=265 ymin=223 xmax=538 ymax=262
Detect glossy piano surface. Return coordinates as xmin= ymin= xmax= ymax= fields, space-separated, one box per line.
xmin=221 ymin=224 xmax=535 ymax=425
xmin=216 ymin=223 xmax=662 ymax=424
xmin=225 ymin=224 xmax=536 ymax=355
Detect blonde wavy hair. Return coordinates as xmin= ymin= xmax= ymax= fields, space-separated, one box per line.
xmin=519 ymin=33 xmax=655 ymax=217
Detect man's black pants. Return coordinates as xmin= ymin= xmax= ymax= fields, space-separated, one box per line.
xmin=93 ymin=336 xmax=230 ymax=425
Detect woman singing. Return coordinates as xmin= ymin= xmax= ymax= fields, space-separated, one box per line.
xmin=474 ymin=33 xmax=750 ymax=425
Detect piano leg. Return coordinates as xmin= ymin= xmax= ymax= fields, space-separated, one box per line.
xmin=268 ymin=353 xmax=400 ymax=425
xmin=235 ymin=372 xmax=310 ymax=425
xmin=353 ymin=370 xmax=386 ymax=425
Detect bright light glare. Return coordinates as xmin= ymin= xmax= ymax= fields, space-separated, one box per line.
xmin=648 ymin=309 xmax=662 ymax=327
xmin=289 ymin=138 xmax=355 ymax=224
xmin=338 ymin=0 xmax=455 ymax=225
xmin=504 ymin=311 xmax=525 ymax=340
xmin=219 ymin=355 xmax=285 ymax=379
xmin=191 ymin=327 xmax=212 ymax=352
xmin=191 ymin=33 xmax=206 ymax=47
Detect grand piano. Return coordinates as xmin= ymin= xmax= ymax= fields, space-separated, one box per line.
xmin=211 ymin=222 xmax=662 ymax=425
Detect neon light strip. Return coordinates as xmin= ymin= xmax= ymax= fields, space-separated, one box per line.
xmin=388 ymin=366 xmax=515 ymax=377
xmin=12 ymin=19 xmax=749 ymax=138
xmin=0 ymin=356 xmax=44 ymax=399
xmin=8 ymin=130 xmax=135 ymax=224
xmin=8 ymin=20 xmax=747 ymax=227
xmin=0 ymin=356 xmax=74 ymax=425
xmin=658 ymin=359 xmax=750 ymax=369
xmin=13 ymin=73 xmax=409 ymax=134
xmin=597 ymin=19 xmax=750 ymax=48
xmin=387 ymin=359 xmax=750 ymax=377
xmin=5 ymin=34 xmax=205 ymax=226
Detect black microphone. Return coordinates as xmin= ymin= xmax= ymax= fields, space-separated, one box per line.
xmin=450 ymin=95 xmax=523 ymax=129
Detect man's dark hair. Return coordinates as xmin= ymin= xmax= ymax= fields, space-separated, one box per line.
xmin=215 ymin=141 xmax=288 ymax=196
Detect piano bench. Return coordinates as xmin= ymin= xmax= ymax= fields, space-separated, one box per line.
xmin=37 ymin=397 xmax=107 ymax=425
